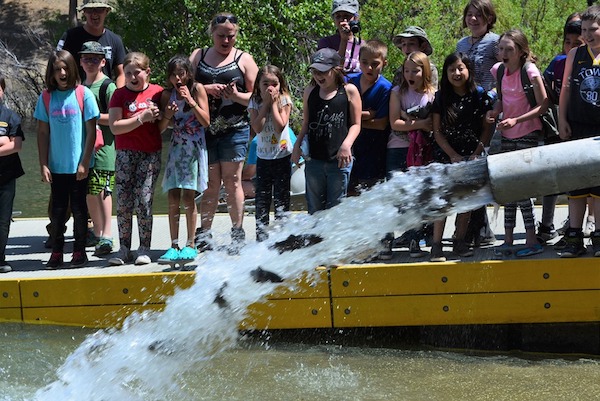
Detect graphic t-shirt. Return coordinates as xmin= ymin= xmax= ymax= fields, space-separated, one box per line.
xmin=247 ymin=94 xmax=293 ymax=160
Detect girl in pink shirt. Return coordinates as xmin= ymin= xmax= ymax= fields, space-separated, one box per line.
xmin=486 ymin=29 xmax=548 ymax=258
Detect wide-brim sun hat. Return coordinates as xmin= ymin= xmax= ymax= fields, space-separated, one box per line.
xmin=392 ymin=26 xmax=433 ymax=56
xmin=78 ymin=1 xmax=113 ymax=12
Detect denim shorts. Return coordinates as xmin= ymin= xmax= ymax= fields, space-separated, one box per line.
xmin=207 ymin=127 xmax=249 ymax=164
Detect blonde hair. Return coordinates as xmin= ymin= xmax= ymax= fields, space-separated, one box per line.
xmin=359 ymin=39 xmax=388 ymax=60
xmin=123 ymin=52 xmax=150 ymax=70
xmin=208 ymin=12 xmax=239 ymax=34
xmin=399 ymin=51 xmax=434 ymax=95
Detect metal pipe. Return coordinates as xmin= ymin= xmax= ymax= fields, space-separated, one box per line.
xmin=487 ymin=136 xmax=600 ymax=204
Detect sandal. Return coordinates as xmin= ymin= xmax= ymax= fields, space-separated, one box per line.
xmin=515 ymin=244 xmax=543 ymax=258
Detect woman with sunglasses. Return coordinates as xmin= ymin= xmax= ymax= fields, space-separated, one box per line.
xmin=190 ymin=12 xmax=258 ymax=255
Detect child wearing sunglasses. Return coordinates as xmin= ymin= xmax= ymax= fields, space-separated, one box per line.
xmin=79 ymin=41 xmax=117 ymax=257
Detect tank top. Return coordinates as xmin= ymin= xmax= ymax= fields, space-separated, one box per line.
xmin=307 ymin=85 xmax=350 ymax=161
xmin=566 ymin=45 xmax=600 ymax=126
xmin=194 ymin=48 xmax=249 ymax=137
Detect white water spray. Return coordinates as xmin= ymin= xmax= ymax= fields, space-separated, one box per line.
xmin=34 ymin=161 xmax=494 ymax=400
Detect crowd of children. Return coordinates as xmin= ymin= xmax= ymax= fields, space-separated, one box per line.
xmin=3 ymin=0 xmax=600 ymax=273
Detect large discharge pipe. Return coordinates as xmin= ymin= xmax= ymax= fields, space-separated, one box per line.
xmin=487 ymin=136 xmax=600 ymax=204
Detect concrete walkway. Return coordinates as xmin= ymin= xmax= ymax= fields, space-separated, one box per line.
xmin=0 ymin=205 xmax=586 ymax=279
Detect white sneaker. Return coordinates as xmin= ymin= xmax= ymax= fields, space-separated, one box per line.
xmin=109 ymin=246 xmax=133 ymax=266
xmin=0 ymin=263 xmax=12 ymax=273
xmin=584 ymin=218 xmax=596 ymax=237
xmin=135 ymin=246 xmax=151 ymax=265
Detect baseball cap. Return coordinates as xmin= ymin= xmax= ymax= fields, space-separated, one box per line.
xmin=79 ymin=41 xmax=106 ymax=56
xmin=392 ymin=26 xmax=433 ymax=56
xmin=309 ymin=48 xmax=342 ymax=72
xmin=78 ymin=1 xmax=113 ymax=12
xmin=331 ymin=0 xmax=359 ymax=16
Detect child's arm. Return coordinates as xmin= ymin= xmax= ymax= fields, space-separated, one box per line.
xmin=337 ymin=83 xmax=362 ymax=168
xmin=109 ymin=105 xmax=158 ymax=135
xmin=270 ymin=96 xmax=292 ymax=134
xmin=37 ymin=121 xmax=52 ymax=183
xmin=192 ymin=83 xmax=210 ymax=127
xmin=158 ymin=89 xmax=174 ymax=133
xmin=432 ymin=112 xmax=462 ymax=163
xmin=389 ymin=90 xmax=432 ymax=132
xmin=497 ymin=73 xmax=548 ymax=131
xmin=249 ymin=97 xmax=271 ymax=134
xmin=486 ymin=98 xmax=502 ymax=124
xmin=77 ymin=118 xmax=96 ymax=180
xmin=362 ymin=110 xmax=388 ymax=130
xmin=559 ymin=47 xmax=577 ymax=140
xmin=291 ymin=86 xmax=311 ymax=166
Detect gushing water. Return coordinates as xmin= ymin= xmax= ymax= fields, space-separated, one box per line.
xmin=34 ymin=161 xmax=494 ymax=400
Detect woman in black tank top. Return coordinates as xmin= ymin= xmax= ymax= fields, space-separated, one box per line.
xmin=189 ymin=13 xmax=259 ymax=253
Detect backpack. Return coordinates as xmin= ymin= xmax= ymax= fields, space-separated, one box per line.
xmin=42 ymin=85 xmax=104 ymax=151
xmin=496 ymin=63 xmax=559 ymax=141
xmin=97 ymin=77 xmax=113 ymax=113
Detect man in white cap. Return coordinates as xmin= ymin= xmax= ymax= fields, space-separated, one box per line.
xmin=318 ymin=0 xmax=364 ymax=74
xmin=57 ymin=0 xmax=126 ymax=87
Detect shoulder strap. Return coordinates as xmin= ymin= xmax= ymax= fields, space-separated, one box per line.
xmin=98 ymin=77 xmax=113 ymax=113
xmin=234 ymin=49 xmax=244 ymax=63
xmin=42 ymin=90 xmax=51 ymax=114
xmin=200 ymin=48 xmax=208 ymax=62
xmin=75 ymin=85 xmax=85 ymax=112
xmin=496 ymin=64 xmax=505 ymax=101
xmin=520 ymin=62 xmax=537 ymax=108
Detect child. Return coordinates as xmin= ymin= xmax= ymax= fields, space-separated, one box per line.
xmin=0 ymin=75 xmax=25 ymax=273
xmin=108 ymin=52 xmax=163 ymax=265
xmin=346 ymin=39 xmax=392 ymax=195
xmin=318 ymin=0 xmax=364 ymax=74
xmin=34 ymin=50 xmax=99 ymax=268
xmin=538 ymin=20 xmax=584 ymax=244
xmin=391 ymin=26 xmax=438 ymax=88
xmin=79 ymin=41 xmax=117 ymax=257
xmin=248 ymin=65 xmax=293 ymax=241
xmin=456 ymin=0 xmax=500 ymax=91
xmin=291 ymin=48 xmax=362 ymax=214
xmin=384 ymin=51 xmax=435 ymax=259
xmin=157 ymin=55 xmax=210 ymax=262
xmin=486 ymin=29 xmax=548 ymax=258
xmin=557 ymin=5 xmax=600 ymax=258
xmin=430 ymin=52 xmax=494 ymax=262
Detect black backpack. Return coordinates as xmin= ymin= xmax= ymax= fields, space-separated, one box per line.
xmin=97 ymin=77 xmax=113 ymax=113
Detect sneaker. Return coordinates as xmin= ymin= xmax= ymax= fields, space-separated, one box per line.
xmin=0 ymin=262 xmax=12 ymax=273
xmin=494 ymin=243 xmax=513 ymax=257
xmin=227 ymin=227 xmax=246 ymax=255
xmin=195 ymin=228 xmax=213 ymax=253
xmin=515 ymin=243 xmax=544 ymax=258
xmin=135 ymin=246 xmax=152 ymax=265
xmin=557 ymin=218 xmax=569 ymax=236
xmin=94 ymin=238 xmax=113 ymax=256
xmin=46 ymin=252 xmax=63 ymax=269
xmin=553 ymin=237 xmax=567 ymax=250
xmin=409 ymin=239 xmax=427 ymax=258
xmin=453 ymin=240 xmax=474 ymax=257
xmin=178 ymin=246 xmax=198 ymax=260
xmin=70 ymin=251 xmax=88 ymax=268
xmin=430 ymin=243 xmax=446 ymax=262
xmin=378 ymin=234 xmax=394 ymax=260
xmin=109 ymin=246 xmax=134 ymax=266
xmin=558 ymin=229 xmax=586 ymax=258
xmin=584 ymin=218 xmax=596 ymax=238
xmin=86 ymin=228 xmax=99 ymax=247
xmin=158 ymin=247 xmax=180 ymax=262
xmin=536 ymin=224 xmax=558 ymax=243
xmin=591 ymin=231 xmax=600 ymax=257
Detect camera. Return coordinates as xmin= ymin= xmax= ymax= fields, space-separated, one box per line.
xmin=406 ymin=103 xmax=432 ymax=119
xmin=349 ymin=20 xmax=361 ymax=34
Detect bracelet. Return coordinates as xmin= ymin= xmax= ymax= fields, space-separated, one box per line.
xmin=137 ymin=115 xmax=143 ymax=125
xmin=164 ymin=115 xmax=172 ymax=121
xmin=189 ymin=102 xmax=198 ymax=108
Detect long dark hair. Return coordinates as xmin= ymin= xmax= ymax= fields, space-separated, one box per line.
xmin=439 ymin=52 xmax=477 ymax=126
xmin=44 ymin=50 xmax=80 ymax=92
xmin=166 ymin=54 xmax=198 ymax=112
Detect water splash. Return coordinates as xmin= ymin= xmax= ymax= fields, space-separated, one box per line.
xmin=34 ymin=160 xmax=494 ymax=400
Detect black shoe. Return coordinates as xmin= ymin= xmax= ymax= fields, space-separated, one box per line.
xmin=536 ymin=224 xmax=558 ymax=243
xmin=46 ymin=252 xmax=63 ymax=269
xmin=227 ymin=227 xmax=246 ymax=255
xmin=558 ymin=229 xmax=586 ymax=258
xmin=453 ymin=240 xmax=474 ymax=257
xmin=409 ymin=239 xmax=427 ymax=258
xmin=195 ymin=228 xmax=213 ymax=253
xmin=430 ymin=243 xmax=446 ymax=262
xmin=70 ymin=251 xmax=88 ymax=268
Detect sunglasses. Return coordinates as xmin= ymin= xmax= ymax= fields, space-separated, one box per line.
xmin=81 ymin=57 xmax=102 ymax=65
xmin=213 ymin=15 xmax=238 ymax=25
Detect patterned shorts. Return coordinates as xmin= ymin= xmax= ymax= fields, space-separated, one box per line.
xmin=88 ymin=169 xmax=115 ymax=196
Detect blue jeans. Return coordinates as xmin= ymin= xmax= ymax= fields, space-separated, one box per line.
xmin=305 ymin=158 xmax=352 ymax=214
xmin=0 ymin=179 xmax=16 ymax=262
